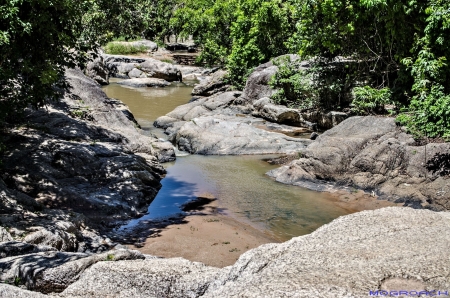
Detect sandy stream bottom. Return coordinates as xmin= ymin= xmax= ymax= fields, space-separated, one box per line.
xmin=131 ymin=190 xmax=398 ymax=268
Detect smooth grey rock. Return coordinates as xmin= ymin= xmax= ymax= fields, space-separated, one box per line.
xmin=252 ymin=97 xmax=317 ymax=129
xmin=0 ymin=248 xmax=144 ymax=294
xmin=42 ymin=207 xmax=450 ymax=297
xmin=117 ymin=78 xmax=171 ymax=88
xmin=203 ymin=207 xmax=450 ymax=297
xmin=0 ymin=284 xmax=50 ymax=297
xmin=32 ymin=249 xmax=144 ymax=293
xmin=172 ymin=114 xmax=311 ymax=155
xmin=191 ymin=70 xmax=229 ymax=96
xmin=130 ymin=40 xmax=158 ymax=52
xmin=138 ymin=59 xmax=181 ymax=81
xmin=155 ymin=91 xmax=313 ymax=155
xmin=258 ymin=103 xmax=301 ymax=125
xmin=0 ymin=227 xmax=13 ymax=242
xmin=84 ymin=56 xmax=109 ymax=85
xmin=62 ymin=257 xmax=220 ymax=297
xmin=241 ymin=61 xmax=278 ymax=104
xmin=268 ymin=116 xmax=450 ymax=209
xmin=104 ymin=55 xmax=181 ymax=81
xmin=127 ymin=68 xmax=144 ymax=78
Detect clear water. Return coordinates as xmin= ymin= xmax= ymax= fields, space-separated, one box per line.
xmin=103 ymin=81 xmax=352 ymax=241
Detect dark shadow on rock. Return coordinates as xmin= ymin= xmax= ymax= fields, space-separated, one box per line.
xmin=108 ymin=176 xmax=225 ymax=246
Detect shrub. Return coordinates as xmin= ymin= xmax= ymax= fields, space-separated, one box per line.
xmin=396 ymin=84 xmax=450 ymax=138
xmin=104 ymin=42 xmax=148 ymax=55
xmin=269 ymin=56 xmax=318 ymax=110
xmin=351 ymin=86 xmax=392 ymax=115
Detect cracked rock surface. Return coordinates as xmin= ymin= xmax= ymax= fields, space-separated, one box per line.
xmin=268 ymin=116 xmax=450 ymax=210
xmin=0 ymin=69 xmax=172 ymax=255
xmin=2 ymin=207 xmax=448 ymax=297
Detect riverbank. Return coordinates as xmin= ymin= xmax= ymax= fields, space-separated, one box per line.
xmin=134 ymin=199 xmax=277 ymax=268
xmin=132 ymin=188 xmax=399 ymax=267
xmin=1 ymin=61 xmax=448 ymax=296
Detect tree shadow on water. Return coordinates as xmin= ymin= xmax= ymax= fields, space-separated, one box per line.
xmin=109 ymin=176 xmax=227 ymax=246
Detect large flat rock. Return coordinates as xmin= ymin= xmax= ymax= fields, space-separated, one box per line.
xmin=3 ymin=207 xmax=447 ymax=297
xmin=172 ymin=114 xmax=311 ymax=155
xmin=154 ymin=91 xmax=311 ymax=155
xmin=268 ymin=116 xmax=450 ymax=210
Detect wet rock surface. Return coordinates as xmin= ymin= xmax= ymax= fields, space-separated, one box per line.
xmin=268 ymin=116 xmax=450 ymax=210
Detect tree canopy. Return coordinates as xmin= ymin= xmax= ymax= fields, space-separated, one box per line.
xmin=0 ymin=0 xmax=94 ymax=124
xmin=1 ymin=0 xmax=449 ymax=137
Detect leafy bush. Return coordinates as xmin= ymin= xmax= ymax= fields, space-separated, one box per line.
xmin=225 ymin=0 xmax=295 ymax=87
xmin=171 ymin=0 xmax=295 ymax=88
xmin=291 ymin=0 xmax=450 ymax=137
xmin=396 ymin=84 xmax=450 ymax=138
xmin=170 ymin=0 xmax=235 ymax=66
xmin=351 ymin=86 xmax=392 ymax=115
xmin=104 ymin=42 xmax=148 ymax=55
xmin=0 ymin=0 xmax=94 ymax=125
xmin=269 ymin=57 xmax=319 ymax=110
xmin=270 ymin=56 xmax=359 ymax=110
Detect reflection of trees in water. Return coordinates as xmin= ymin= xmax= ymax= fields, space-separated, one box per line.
xmin=134 ymin=85 xmax=186 ymax=98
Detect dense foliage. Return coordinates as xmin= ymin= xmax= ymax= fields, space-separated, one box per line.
xmin=288 ymin=0 xmax=450 ymax=137
xmin=1 ymin=0 xmax=449 ymax=137
xmin=172 ymin=0 xmax=295 ymax=87
xmin=82 ymin=0 xmax=177 ymax=44
xmin=0 ymin=0 xmax=94 ymax=124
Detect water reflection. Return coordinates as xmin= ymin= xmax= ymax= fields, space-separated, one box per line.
xmin=103 ymin=79 xmax=194 ymax=137
xmin=104 ymin=82 xmax=352 ymax=241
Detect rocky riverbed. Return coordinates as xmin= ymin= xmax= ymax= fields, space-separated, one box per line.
xmin=1 ymin=52 xmax=449 ymax=297
xmin=2 ymin=207 xmax=450 ymax=297
xmin=0 ymin=68 xmax=174 ymax=253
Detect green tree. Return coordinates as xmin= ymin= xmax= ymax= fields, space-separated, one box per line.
xmin=227 ymin=0 xmax=295 ymax=87
xmin=171 ymin=0 xmax=236 ymax=65
xmin=286 ymin=0 xmax=450 ymax=136
xmin=172 ymin=0 xmax=295 ymax=87
xmin=0 ymin=0 xmax=95 ymax=124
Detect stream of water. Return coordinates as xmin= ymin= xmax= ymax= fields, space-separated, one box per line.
xmin=104 ymin=80 xmax=352 ymax=241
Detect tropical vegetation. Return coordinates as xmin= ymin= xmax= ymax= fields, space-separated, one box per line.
xmin=1 ymin=0 xmax=449 ymax=137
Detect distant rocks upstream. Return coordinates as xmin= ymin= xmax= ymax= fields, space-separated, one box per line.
xmin=103 ymin=55 xmax=182 ymax=81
